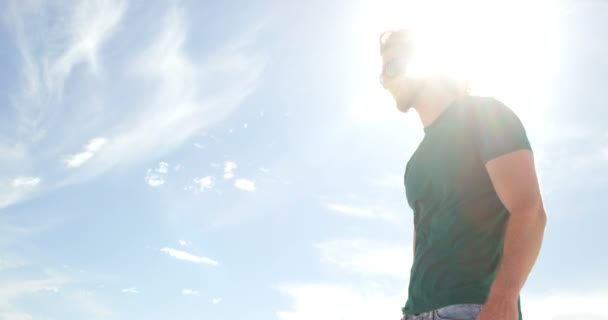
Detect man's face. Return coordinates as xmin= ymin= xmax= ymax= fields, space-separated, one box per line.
xmin=380 ymin=33 xmax=421 ymax=112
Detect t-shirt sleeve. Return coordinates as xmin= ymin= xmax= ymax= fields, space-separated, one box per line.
xmin=473 ymin=98 xmax=532 ymax=164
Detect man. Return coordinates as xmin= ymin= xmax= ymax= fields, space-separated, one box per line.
xmin=379 ymin=30 xmax=547 ymax=320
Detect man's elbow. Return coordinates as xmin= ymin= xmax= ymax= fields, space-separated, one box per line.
xmin=509 ymin=200 xmax=547 ymax=229
xmin=537 ymin=205 xmax=547 ymax=230
xmin=525 ymin=200 xmax=547 ymax=230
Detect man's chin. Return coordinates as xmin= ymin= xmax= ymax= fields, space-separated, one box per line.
xmin=396 ymin=96 xmax=415 ymax=113
xmin=393 ymin=83 xmax=423 ymax=113
xmin=396 ymin=104 xmax=412 ymax=113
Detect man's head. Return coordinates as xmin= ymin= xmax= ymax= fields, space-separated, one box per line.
xmin=379 ymin=29 xmax=421 ymax=113
xmin=379 ymin=29 xmax=470 ymax=113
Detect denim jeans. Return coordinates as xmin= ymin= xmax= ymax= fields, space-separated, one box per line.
xmin=402 ymin=304 xmax=483 ymax=320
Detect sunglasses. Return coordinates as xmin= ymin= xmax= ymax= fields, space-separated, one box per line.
xmin=380 ymin=57 xmax=409 ymax=87
xmin=379 ymin=31 xmax=415 ymax=87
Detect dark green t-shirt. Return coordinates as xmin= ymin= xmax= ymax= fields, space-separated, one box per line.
xmin=402 ymin=96 xmax=531 ymax=317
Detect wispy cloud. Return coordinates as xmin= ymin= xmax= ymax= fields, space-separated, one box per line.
xmin=41 ymin=286 xmax=60 ymax=293
xmin=0 ymin=255 xmax=26 ymax=272
xmin=0 ymin=272 xmax=66 ymax=319
xmin=371 ymin=174 xmax=405 ymax=190
xmin=2 ymin=2 xmax=265 ymax=208
xmin=276 ymin=234 xmax=410 ymax=320
xmin=47 ymin=0 xmax=126 ymax=96
xmin=1 ymin=177 xmax=41 ymax=209
xmin=182 ymin=289 xmax=200 ymax=296
xmin=322 ymin=203 xmax=402 ymax=223
xmin=234 ymin=179 xmax=256 ymax=192
xmin=160 ymin=247 xmax=218 ymax=266
xmin=81 ymin=5 xmax=265 ymax=178
xmin=0 ymin=143 xmax=26 ymax=164
xmin=316 ymin=239 xmax=411 ymax=279
xmin=66 ymin=290 xmax=112 ymax=320
xmin=121 ymin=287 xmax=140 ymax=294
xmin=9 ymin=0 xmax=126 ymax=139
xmin=64 ymin=138 xmax=108 ymax=168
xmin=11 ymin=176 xmax=41 ymax=188
xmin=211 ymin=297 xmax=222 ymax=304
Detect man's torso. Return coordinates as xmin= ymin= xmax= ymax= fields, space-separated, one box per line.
xmin=403 ymin=96 xmax=530 ymax=317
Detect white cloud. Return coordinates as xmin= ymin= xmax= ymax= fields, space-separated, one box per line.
xmin=277 ymin=281 xmax=608 ymax=320
xmin=316 ymin=239 xmax=412 ymax=279
xmin=145 ymin=161 xmax=170 ymax=187
xmin=224 ymin=161 xmax=237 ymax=180
xmin=179 ymin=240 xmax=192 ymax=247
xmin=193 ymin=176 xmax=215 ymax=192
xmin=522 ymin=290 xmax=608 ymax=320
xmin=182 ymin=289 xmax=200 ymax=296
xmin=276 ymin=283 xmax=405 ymax=320
xmin=211 ymin=297 xmax=222 ymax=304
xmin=276 ymin=232 xmax=411 ymax=320
xmin=11 ymin=177 xmax=41 ymax=188
xmin=160 ymin=247 xmax=218 ymax=266
xmin=121 ymin=287 xmax=140 ymax=294
xmin=65 ymin=152 xmax=94 ymax=168
xmin=157 ymin=162 xmax=170 ymax=174
xmin=523 ymin=291 xmax=608 ymax=320
xmin=323 ymin=203 xmax=402 ymax=223
xmin=64 ymin=138 xmax=108 ymax=168
xmin=145 ymin=171 xmax=165 ymax=187
xmin=234 ymin=179 xmax=256 ymax=192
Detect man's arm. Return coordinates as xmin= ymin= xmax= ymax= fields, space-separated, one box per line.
xmin=413 ymin=231 xmax=416 ymax=258
xmin=476 ymin=149 xmax=547 ymax=320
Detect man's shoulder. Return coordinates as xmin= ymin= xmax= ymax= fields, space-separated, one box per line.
xmin=448 ymin=95 xmax=491 ymax=124
xmin=459 ymin=95 xmax=500 ymax=111
xmin=458 ymin=95 xmax=516 ymax=122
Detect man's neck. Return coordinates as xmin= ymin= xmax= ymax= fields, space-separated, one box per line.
xmin=415 ymin=90 xmax=462 ymax=128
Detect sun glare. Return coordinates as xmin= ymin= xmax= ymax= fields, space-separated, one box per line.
xmin=352 ymin=0 xmax=560 ymax=125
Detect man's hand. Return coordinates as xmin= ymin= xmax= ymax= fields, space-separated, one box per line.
xmin=476 ymin=298 xmax=518 ymax=320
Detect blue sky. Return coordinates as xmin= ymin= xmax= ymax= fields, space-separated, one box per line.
xmin=1 ymin=0 xmax=607 ymax=319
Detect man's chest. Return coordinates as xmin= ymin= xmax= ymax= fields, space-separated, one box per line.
xmin=404 ymin=132 xmax=484 ymax=210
